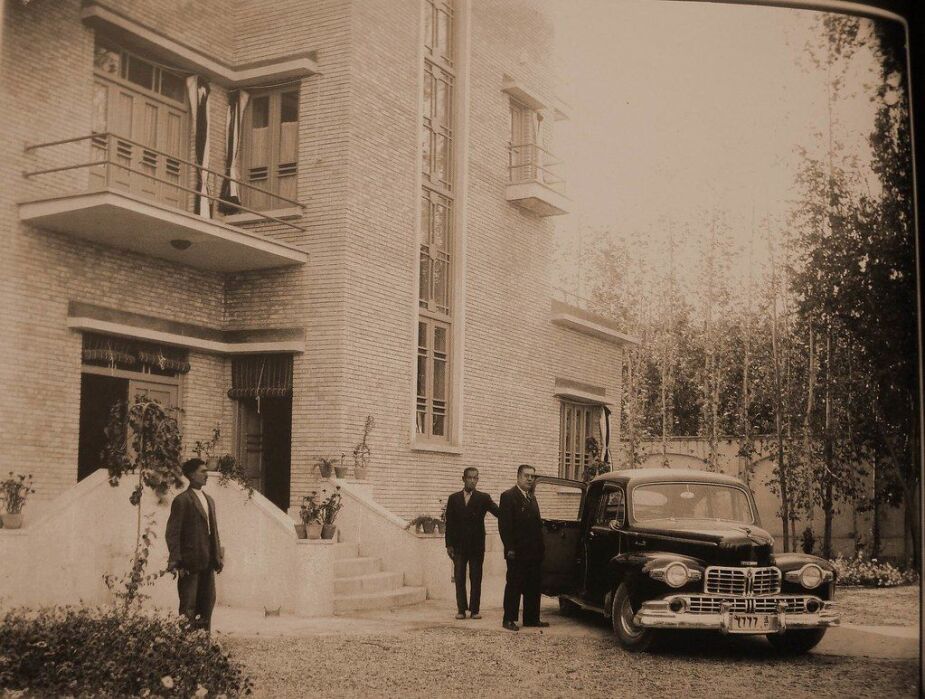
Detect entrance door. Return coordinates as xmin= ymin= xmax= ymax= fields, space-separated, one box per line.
xmin=235 ymin=397 xmax=292 ymax=511
xmin=78 ymin=373 xmax=127 ymax=481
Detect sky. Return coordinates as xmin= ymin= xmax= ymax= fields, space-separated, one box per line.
xmin=542 ymin=0 xmax=894 ymax=297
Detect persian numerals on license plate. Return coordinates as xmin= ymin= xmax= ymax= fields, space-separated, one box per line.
xmin=729 ymin=613 xmax=778 ymax=634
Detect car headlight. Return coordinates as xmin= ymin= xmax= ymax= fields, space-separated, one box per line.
xmin=664 ymin=562 xmax=690 ymax=588
xmin=799 ymin=564 xmax=824 ymax=589
xmin=785 ymin=564 xmax=829 ymax=589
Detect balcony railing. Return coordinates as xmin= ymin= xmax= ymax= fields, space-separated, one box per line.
xmin=23 ymin=132 xmax=305 ymax=231
xmin=19 ymin=133 xmax=308 ymax=272
xmin=506 ymin=143 xmax=569 ymax=217
xmin=508 ymin=143 xmax=565 ymax=193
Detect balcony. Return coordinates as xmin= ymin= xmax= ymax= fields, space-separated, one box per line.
xmin=506 ymin=143 xmax=570 ymax=217
xmin=19 ymin=133 xmax=308 ymax=273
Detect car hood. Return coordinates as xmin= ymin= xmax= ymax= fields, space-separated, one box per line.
xmin=633 ymin=519 xmax=773 ymax=544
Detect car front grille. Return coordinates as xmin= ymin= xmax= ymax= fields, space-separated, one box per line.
xmin=704 ymin=566 xmax=781 ymax=596
xmin=684 ymin=595 xmax=808 ymax=614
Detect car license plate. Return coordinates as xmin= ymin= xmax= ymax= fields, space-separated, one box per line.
xmin=729 ymin=613 xmax=777 ymax=634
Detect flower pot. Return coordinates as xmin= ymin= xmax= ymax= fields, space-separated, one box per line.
xmin=421 ymin=519 xmax=437 ymax=534
xmin=353 ymin=466 xmax=368 ymax=480
xmin=295 ymin=523 xmax=307 ymax=539
xmin=334 ymin=466 xmax=348 ymax=479
xmin=306 ymin=522 xmax=323 ymax=540
xmin=435 ymin=520 xmax=445 ymax=534
xmin=318 ymin=465 xmax=333 ymax=479
xmin=1 ymin=512 xmax=23 ymax=529
xmin=321 ymin=524 xmax=337 ymax=540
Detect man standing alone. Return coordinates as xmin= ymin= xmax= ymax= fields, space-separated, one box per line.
xmin=445 ymin=467 xmax=500 ymax=620
xmin=166 ymin=458 xmax=224 ymax=632
xmin=498 ymin=463 xmax=548 ymax=630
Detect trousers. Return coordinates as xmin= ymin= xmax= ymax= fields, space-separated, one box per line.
xmin=503 ymin=557 xmax=541 ymax=624
xmin=177 ymin=569 xmax=216 ymax=632
xmin=453 ymin=550 xmax=485 ymax=614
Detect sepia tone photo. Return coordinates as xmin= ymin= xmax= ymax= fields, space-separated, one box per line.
xmin=0 ymin=0 xmax=920 ymax=696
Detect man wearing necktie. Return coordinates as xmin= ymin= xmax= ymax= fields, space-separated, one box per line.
xmin=498 ymin=463 xmax=549 ymax=630
xmin=166 ymin=458 xmax=224 ymax=632
xmin=444 ymin=467 xmax=500 ymax=620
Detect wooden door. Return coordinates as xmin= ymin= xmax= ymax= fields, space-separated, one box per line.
xmin=237 ymin=399 xmax=264 ymax=495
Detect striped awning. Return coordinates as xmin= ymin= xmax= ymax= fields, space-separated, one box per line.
xmin=81 ymin=332 xmax=190 ymax=373
xmin=228 ymin=354 xmax=292 ymax=399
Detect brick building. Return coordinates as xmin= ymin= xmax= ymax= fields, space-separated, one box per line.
xmin=1 ymin=0 xmax=632 ymax=529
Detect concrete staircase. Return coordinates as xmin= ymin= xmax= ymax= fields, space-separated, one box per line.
xmin=332 ymin=541 xmax=427 ymax=614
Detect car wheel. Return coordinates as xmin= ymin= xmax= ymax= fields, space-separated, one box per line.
xmin=558 ymin=596 xmax=580 ymax=616
xmin=611 ymin=582 xmax=659 ymax=652
xmin=766 ymin=629 xmax=827 ymax=655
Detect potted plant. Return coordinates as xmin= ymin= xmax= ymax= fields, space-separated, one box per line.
xmin=406 ymin=514 xmax=437 ymax=534
xmin=215 ymin=453 xmax=254 ymax=499
xmin=315 ymin=456 xmax=335 ymax=480
xmin=334 ymin=453 xmax=349 ymax=480
xmin=192 ymin=424 xmax=222 ymax=468
xmin=300 ymin=492 xmax=324 ymax=539
xmin=352 ymin=416 xmax=374 ymax=480
xmin=0 ymin=473 xmax=35 ymax=529
xmin=320 ymin=487 xmax=343 ymax=540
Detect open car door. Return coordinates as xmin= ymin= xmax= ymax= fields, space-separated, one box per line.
xmin=534 ymin=476 xmax=586 ymax=595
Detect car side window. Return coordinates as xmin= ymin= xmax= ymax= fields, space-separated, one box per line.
xmin=595 ymin=488 xmax=626 ymax=529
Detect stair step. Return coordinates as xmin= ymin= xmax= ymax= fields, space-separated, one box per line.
xmin=334 ymin=570 xmax=404 ymax=596
xmin=334 ymin=586 xmax=428 ymax=613
xmin=332 ymin=542 xmax=359 ymax=560
xmin=334 ymin=556 xmax=381 ymax=578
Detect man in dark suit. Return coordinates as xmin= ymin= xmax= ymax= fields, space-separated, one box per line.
xmin=166 ymin=458 xmax=224 ymax=632
xmin=498 ymin=463 xmax=548 ymax=630
xmin=444 ymin=467 xmax=500 ymax=620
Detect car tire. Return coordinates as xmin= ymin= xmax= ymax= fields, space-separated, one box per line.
xmin=611 ymin=582 xmax=659 ymax=652
xmin=558 ymin=596 xmax=580 ymax=616
xmin=766 ymin=629 xmax=827 ymax=655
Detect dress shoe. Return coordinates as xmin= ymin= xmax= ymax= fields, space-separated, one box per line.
xmin=502 ymin=620 xmax=519 ymax=631
xmin=523 ymin=621 xmax=550 ymax=628
xmin=455 ymin=612 xmax=466 ymax=620
xmin=470 ymin=613 xmax=482 ymax=619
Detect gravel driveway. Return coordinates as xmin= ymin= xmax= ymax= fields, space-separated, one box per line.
xmin=220 ymin=588 xmax=920 ymax=698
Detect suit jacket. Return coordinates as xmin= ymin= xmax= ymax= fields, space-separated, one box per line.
xmin=444 ymin=489 xmax=500 ymax=554
xmin=498 ymin=486 xmax=545 ymax=563
xmin=166 ymin=488 xmax=223 ymax=573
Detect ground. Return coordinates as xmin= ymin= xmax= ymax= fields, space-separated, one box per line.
xmin=216 ymin=583 xmax=921 ymax=698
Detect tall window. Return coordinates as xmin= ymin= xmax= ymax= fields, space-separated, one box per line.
xmin=417 ymin=0 xmax=456 ymax=441
xmin=508 ymin=99 xmax=539 ymax=183
xmin=242 ymin=87 xmax=299 ymax=210
xmin=559 ymin=400 xmax=602 ymax=480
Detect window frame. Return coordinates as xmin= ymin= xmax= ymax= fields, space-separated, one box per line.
xmin=241 ymin=84 xmax=301 ymax=211
xmin=558 ymin=399 xmax=602 ymax=481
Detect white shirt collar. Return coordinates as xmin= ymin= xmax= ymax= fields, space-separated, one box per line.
xmin=191 ymin=488 xmax=210 ymax=532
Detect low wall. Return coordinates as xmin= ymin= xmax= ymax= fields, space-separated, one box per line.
xmin=0 ymin=470 xmax=334 ymax=616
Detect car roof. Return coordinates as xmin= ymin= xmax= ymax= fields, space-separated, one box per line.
xmin=591 ymin=467 xmax=746 ymax=487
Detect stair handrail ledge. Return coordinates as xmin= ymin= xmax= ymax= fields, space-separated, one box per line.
xmin=333 ymin=479 xmax=419 ymax=537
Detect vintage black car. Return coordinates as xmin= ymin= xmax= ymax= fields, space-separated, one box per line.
xmin=535 ymin=468 xmax=839 ymax=653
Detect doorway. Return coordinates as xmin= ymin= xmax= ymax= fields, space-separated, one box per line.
xmin=236 ymin=397 xmax=292 ymax=511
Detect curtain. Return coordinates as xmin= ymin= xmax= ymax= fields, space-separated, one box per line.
xmin=228 ymin=355 xmax=293 ymax=399
xmin=599 ymin=404 xmax=612 ymax=469
xmin=219 ymin=89 xmax=250 ymax=214
xmin=186 ymin=75 xmax=212 ymax=218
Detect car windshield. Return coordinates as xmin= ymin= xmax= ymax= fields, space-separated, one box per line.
xmin=632 ymin=482 xmax=754 ymax=524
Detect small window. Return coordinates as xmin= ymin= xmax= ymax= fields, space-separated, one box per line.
xmin=126 ymin=54 xmax=155 ymax=91
xmin=159 ymin=71 xmax=186 ymax=103
xmin=596 ymin=488 xmax=626 ymax=529
xmin=416 ymin=317 xmax=451 ymax=440
xmin=242 ymin=87 xmax=300 ymax=210
xmin=558 ymin=400 xmax=602 ymax=480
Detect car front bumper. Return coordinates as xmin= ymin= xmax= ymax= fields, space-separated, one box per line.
xmin=635 ymin=596 xmax=840 ymax=634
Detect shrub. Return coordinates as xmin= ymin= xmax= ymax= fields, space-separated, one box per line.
xmin=0 ymin=606 xmax=253 ymax=697
xmin=831 ymin=553 xmax=920 ymax=587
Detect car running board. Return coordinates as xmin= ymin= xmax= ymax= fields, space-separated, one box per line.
xmin=561 ymin=594 xmax=606 ymax=616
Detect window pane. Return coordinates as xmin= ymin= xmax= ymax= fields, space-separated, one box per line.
xmin=435 ymin=134 xmax=447 ymax=182
xmin=416 ymin=406 xmax=427 ymax=434
xmin=421 ymin=196 xmax=431 ymax=243
xmin=433 ymin=358 xmax=446 ymax=400
xmin=436 ymin=10 xmax=449 ymax=60
xmin=423 ymin=2 xmax=434 ymax=52
xmin=159 ymin=70 xmax=186 ymax=102
xmin=281 ymin=91 xmax=299 ymax=123
xmin=252 ymin=96 xmax=269 ymax=129
xmin=433 ymin=203 xmax=446 ymax=250
xmin=421 ymin=129 xmax=432 ymax=175
xmin=434 ymin=326 xmax=447 ymax=354
xmin=433 ymin=258 xmax=447 ymax=311
xmin=419 ymin=250 xmax=431 ymax=305
xmin=432 ymin=411 xmax=445 ymax=436
xmin=435 ymin=79 xmax=447 ymax=125
xmin=417 ymin=354 xmax=427 ymax=398
xmin=126 ymin=55 xmax=155 ymax=90
xmin=423 ymin=71 xmax=434 ymax=119
xmin=94 ymin=45 xmax=121 ymax=76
